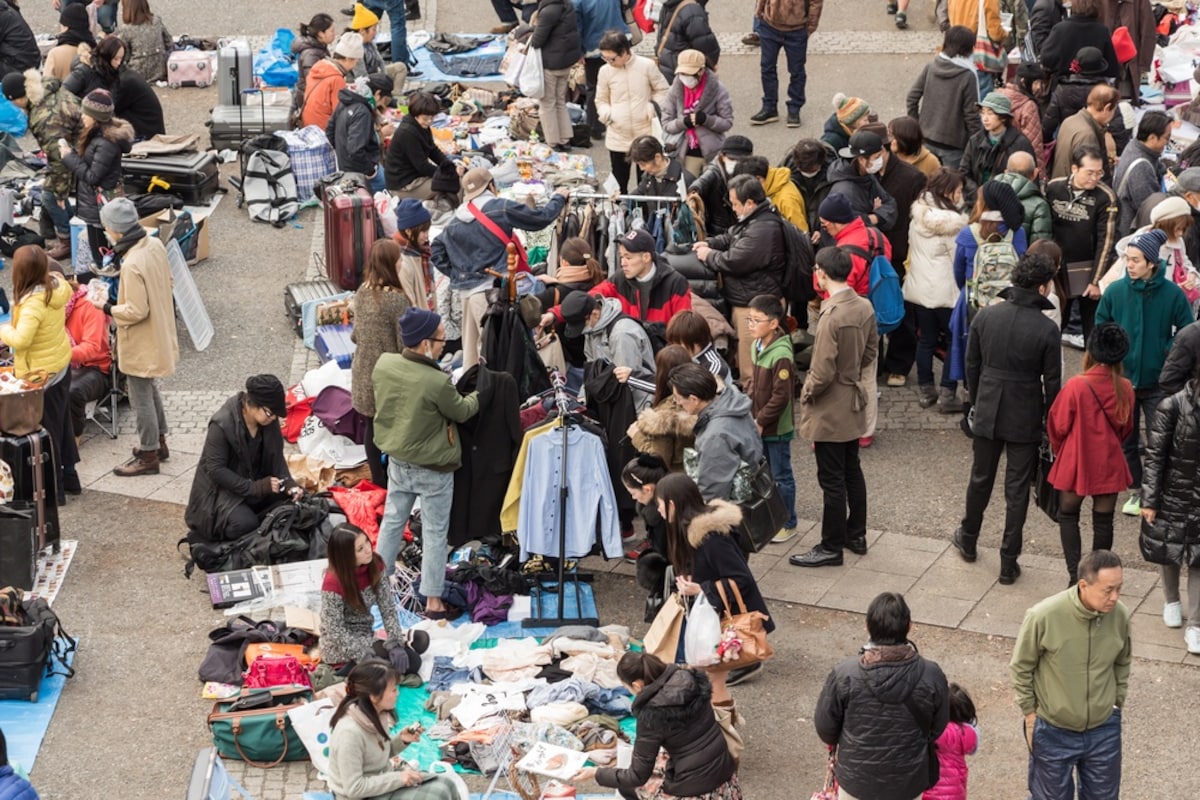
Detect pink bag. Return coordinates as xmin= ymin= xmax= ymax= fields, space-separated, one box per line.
xmin=243 ymin=655 xmax=313 ymax=689
xmin=1172 ymin=250 xmax=1200 ymax=305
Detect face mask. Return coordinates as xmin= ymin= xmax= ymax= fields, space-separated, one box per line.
xmin=866 ymin=156 xmax=884 ymax=174
xmin=680 ymin=75 xmax=699 ymax=88
xmin=723 ymin=158 xmax=738 ymax=176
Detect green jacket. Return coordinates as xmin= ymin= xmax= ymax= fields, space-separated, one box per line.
xmin=995 ymin=171 xmax=1053 ymax=244
xmin=371 ymin=350 xmax=479 ymax=471
xmin=1010 ymin=587 xmax=1131 ymax=732
xmin=748 ymin=331 xmax=794 ymax=440
xmin=1095 ymin=269 xmax=1195 ymax=389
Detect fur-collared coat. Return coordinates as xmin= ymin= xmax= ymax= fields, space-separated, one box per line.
xmin=630 ymin=396 xmax=696 ymax=472
xmin=686 ymin=499 xmax=774 ymax=633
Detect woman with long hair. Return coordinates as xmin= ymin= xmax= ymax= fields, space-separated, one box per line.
xmin=291 ymin=13 xmax=335 ymax=114
xmin=572 ymin=651 xmax=740 ymax=799
xmin=115 ymin=0 xmax=171 ymax=82
xmin=1047 ymin=323 xmax=1134 ymax=585
xmin=621 ymin=452 xmax=670 ymax=574
xmin=64 ymin=34 xmax=164 ymax=140
xmin=627 ymin=345 xmax=696 ymax=473
xmin=327 ymin=660 xmax=459 ymax=800
xmin=351 ymin=239 xmax=410 ymax=486
xmin=0 ymin=246 xmax=79 ymax=503
xmin=905 ymin=167 xmax=969 ymax=412
xmin=654 ymin=472 xmax=773 ymax=701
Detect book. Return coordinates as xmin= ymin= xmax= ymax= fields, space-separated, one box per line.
xmin=207 ymin=565 xmax=272 ymax=609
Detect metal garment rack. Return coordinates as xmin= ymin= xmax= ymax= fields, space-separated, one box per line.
xmin=571 ymin=191 xmax=680 ymax=204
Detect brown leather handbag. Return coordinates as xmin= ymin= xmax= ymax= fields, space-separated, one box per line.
xmin=714 ymin=580 xmax=773 ymax=669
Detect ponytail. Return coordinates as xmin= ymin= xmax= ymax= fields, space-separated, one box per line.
xmin=616 ymin=651 xmax=669 ymax=687
xmin=300 ymin=13 xmax=334 ymax=40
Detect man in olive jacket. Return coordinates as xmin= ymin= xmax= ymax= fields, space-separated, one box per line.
xmin=1011 ymin=550 xmax=1131 ymax=800
xmin=373 ymin=308 xmax=479 ymax=616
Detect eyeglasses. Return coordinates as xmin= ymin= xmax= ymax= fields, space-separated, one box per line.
xmin=262 ymin=408 xmax=277 ymax=420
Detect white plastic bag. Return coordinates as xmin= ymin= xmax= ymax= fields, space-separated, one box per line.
xmin=375 ymin=191 xmax=398 ymax=239
xmin=519 ymin=46 xmax=545 ymax=100
xmin=684 ymin=593 xmax=722 ymax=667
xmin=428 ymin=761 xmax=470 ymax=800
xmin=286 ymin=698 xmax=337 ymax=775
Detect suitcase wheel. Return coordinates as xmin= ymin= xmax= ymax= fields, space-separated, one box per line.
xmin=29 ymin=691 xmax=37 ymax=702
xmin=169 ymin=81 xmax=180 ymax=89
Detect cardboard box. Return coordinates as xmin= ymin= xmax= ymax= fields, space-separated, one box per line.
xmin=138 ymin=208 xmax=210 ymax=265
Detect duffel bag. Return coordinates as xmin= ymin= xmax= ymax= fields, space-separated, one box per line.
xmin=0 ymin=589 xmax=76 ymax=702
xmin=208 ymin=686 xmax=312 ymax=767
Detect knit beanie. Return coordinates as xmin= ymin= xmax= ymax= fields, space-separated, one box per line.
xmin=394 ymin=198 xmax=431 ymax=231
xmin=430 ymin=161 xmax=461 ymax=195
xmin=245 ymin=374 xmax=287 ymax=418
xmin=1149 ymin=195 xmax=1191 ymax=225
xmin=981 ymin=181 xmax=1024 ymax=232
xmin=99 ymin=197 xmax=140 ymax=233
xmin=81 ymin=89 xmax=114 ymax=123
xmin=399 ymin=307 xmax=441 ymax=347
xmin=333 ymin=32 xmax=364 ymax=60
xmin=349 ymin=3 xmax=380 ymax=30
xmin=1 ymin=72 xmax=24 ymax=102
xmin=1086 ymin=322 xmax=1130 ymax=366
xmin=59 ymin=3 xmax=88 ymax=30
xmin=818 ymin=193 xmax=855 ymax=224
xmin=1129 ymin=228 xmax=1167 ymax=264
xmin=832 ymin=93 xmax=870 ymax=131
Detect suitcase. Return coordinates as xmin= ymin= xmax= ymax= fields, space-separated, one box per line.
xmin=322 ymin=188 xmax=375 ymax=290
xmin=0 ymin=506 xmax=36 ymax=591
xmin=0 ymin=430 xmax=61 ymax=554
xmin=217 ymin=39 xmax=253 ymax=107
xmin=0 ymin=596 xmax=71 ymax=702
xmin=167 ymin=49 xmax=215 ymax=88
xmin=208 ymin=103 xmax=293 ymax=151
xmin=284 ymin=279 xmax=339 ymax=339
xmin=314 ymin=324 xmax=356 ymax=368
xmin=122 ymin=152 xmax=220 ymax=206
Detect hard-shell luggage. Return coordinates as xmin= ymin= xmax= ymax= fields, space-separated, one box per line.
xmin=0 ymin=594 xmax=75 ymax=702
xmin=322 ymin=188 xmax=375 ymax=290
xmin=0 ymin=506 xmax=36 ymax=591
xmin=122 ymin=152 xmax=220 ymax=206
xmin=218 ymin=40 xmax=253 ymax=107
xmin=284 ymin=279 xmax=339 ymax=339
xmin=167 ymin=49 xmax=215 ymax=88
xmin=314 ymin=324 xmax=355 ymax=368
xmin=0 ymin=430 xmax=61 ymax=554
xmin=208 ymin=103 xmax=293 ymax=151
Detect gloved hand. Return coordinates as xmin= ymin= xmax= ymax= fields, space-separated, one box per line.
xmin=693 ymin=109 xmax=707 ymax=126
xmin=683 ymin=113 xmax=694 ymax=128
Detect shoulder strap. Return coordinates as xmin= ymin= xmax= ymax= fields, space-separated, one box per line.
xmin=1116 ymin=157 xmax=1151 ymax=198
xmin=467 ymin=200 xmax=513 ymax=246
xmin=902 ymin=691 xmax=934 ymax=737
xmin=1082 ymin=378 xmax=1123 ymax=440
xmin=714 ymin=578 xmax=748 ymax=616
xmin=656 ymin=0 xmax=696 ymax=58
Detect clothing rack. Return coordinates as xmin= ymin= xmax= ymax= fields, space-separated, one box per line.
xmin=571 ymin=191 xmax=680 ymax=204
xmin=524 ymin=369 xmax=599 ymax=629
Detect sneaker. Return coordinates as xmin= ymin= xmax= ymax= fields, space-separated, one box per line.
xmin=726 ymin=662 xmax=763 ymax=686
xmin=1061 ymin=332 xmax=1085 ymax=350
xmin=624 ymin=539 xmax=650 ymax=564
xmin=917 ymin=385 xmax=938 ymax=408
xmin=786 ymin=111 xmax=800 ymax=128
xmin=886 ymin=1 xmax=898 ymax=12
xmin=895 ymin=11 xmax=908 ymax=27
xmin=750 ymin=108 xmax=779 ymax=125
xmin=771 ymin=527 xmax=798 ymax=544
xmin=742 ymin=33 xmax=760 ymax=46
xmin=1164 ymin=601 xmax=1183 ymax=629
xmin=1187 ymin=627 xmax=1200 ymax=655
xmin=1122 ymin=494 xmax=1141 ymax=517
xmin=886 ymin=373 xmax=907 ymax=387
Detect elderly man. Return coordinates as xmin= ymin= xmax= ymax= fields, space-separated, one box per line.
xmin=89 ymin=197 xmax=178 ymax=477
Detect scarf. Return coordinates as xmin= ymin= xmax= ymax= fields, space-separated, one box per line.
xmin=57 ymin=27 xmax=95 ymax=49
xmin=554 ymin=263 xmax=593 ymax=284
xmin=682 ymin=72 xmax=706 ymax=152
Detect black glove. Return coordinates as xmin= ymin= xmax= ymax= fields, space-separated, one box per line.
xmin=683 ymin=113 xmax=694 ymax=128
xmin=693 ymin=109 xmax=707 ymax=126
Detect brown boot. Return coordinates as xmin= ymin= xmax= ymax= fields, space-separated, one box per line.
xmin=113 ymin=450 xmax=160 ymax=477
xmin=130 ymin=435 xmax=169 ymax=462
xmin=45 ymin=234 xmax=71 ymax=261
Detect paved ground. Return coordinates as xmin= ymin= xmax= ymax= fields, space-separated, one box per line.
xmin=15 ymin=0 xmax=1200 ymax=798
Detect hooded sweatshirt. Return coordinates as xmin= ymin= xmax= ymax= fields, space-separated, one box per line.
xmin=906 ymin=55 xmax=981 ymax=150
xmin=691 ymin=385 xmax=763 ymax=502
xmin=582 ymin=297 xmax=656 ymax=410
xmin=763 ymin=165 xmax=808 ymax=232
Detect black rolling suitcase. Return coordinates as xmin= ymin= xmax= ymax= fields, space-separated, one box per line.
xmin=0 ymin=591 xmax=75 ymax=702
xmin=122 ymin=152 xmax=221 ymax=206
xmin=0 ymin=430 xmax=61 ymax=555
xmin=284 ymin=279 xmax=340 ymax=339
xmin=0 ymin=507 xmax=36 ymax=591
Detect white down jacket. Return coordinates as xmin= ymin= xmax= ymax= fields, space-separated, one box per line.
xmin=903 ymin=195 xmax=969 ymax=309
xmin=595 ymin=53 xmax=670 ymax=152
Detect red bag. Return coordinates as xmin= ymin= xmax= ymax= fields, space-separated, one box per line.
xmin=243 ymin=655 xmax=312 ymax=689
xmin=329 ymin=480 xmax=388 ymax=543
xmin=1112 ymin=26 xmax=1137 ymax=66
xmin=283 ymin=397 xmax=315 ymax=443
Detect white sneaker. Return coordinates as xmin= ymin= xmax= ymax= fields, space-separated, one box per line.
xmin=772 ymin=527 xmax=798 ymax=544
xmin=1061 ymin=333 xmax=1085 ymax=350
xmin=1164 ymin=601 xmax=1183 ymax=629
xmin=1186 ymin=627 xmax=1200 ymax=655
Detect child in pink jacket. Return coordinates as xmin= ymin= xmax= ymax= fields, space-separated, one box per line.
xmin=924 ymin=683 xmax=979 ymax=800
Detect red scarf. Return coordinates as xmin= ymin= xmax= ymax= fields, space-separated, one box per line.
xmin=682 ymin=72 xmax=707 ymax=152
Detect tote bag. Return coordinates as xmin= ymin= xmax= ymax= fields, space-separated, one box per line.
xmin=972 ymin=0 xmax=1006 ymax=73
xmin=643 ymin=592 xmax=685 ymax=663
xmin=518 ymin=46 xmax=545 ymax=100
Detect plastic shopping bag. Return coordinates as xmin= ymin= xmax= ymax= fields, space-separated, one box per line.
xmin=255 ymin=28 xmax=299 ymax=88
xmin=518 ymin=47 xmax=545 ymax=100
xmin=684 ymin=593 xmax=722 ymax=667
xmin=428 ymin=762 xmax=470 ymax=800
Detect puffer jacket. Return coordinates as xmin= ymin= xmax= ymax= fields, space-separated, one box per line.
xmin=595 ymin=54 xmax=669 ymax=152
xmin=994 ymin=172 xmax=1053 ymax=244
xmin=1141 ymin=381 xmax=1200 ymax=566
xmin=661 ymin=70 xmax=733 ymax=161
xmin=62 ymin=118 xmax=134 ymax=225
xmin=904 ymin=195 xmax=969 ymax=310
xmin=24 ymin=70 xmax=82 ymax=201
xmin=688 ymin=160 xmax=733 ymax=235
xmin=763 ymin=165 xmax=807 ymax=231
xmin=326 ymin=87 xmax=380 ymax=176
xmin=691 ymin=385 xmax=762 ymax=502
xmin=290 ymin=35 xmax=329 ymax=109
xmin=0 ymin=276 xmax=72 ymax=377
xmin=301 ymin=58 xmax=350 ymax=131
xmin=630 ymin=396 xmax=696 ymax=472
xmin=814 ymin=642 xmax=950 ymax=800
xmin=1029 ymin=0 xmax=1064 ymax=56
xmin=924 ymin=721 xmax=979 ymax=800
xmin=704 ymin=201 xmax=787 ymax=306
xmin=0 ymin=765 xmax=39 ymax=800
xmin=654 ymin=0 xmax=720 ymax=83
xmin=0 ymin=2 xmax=39 ymax=75
xmin=529 ymin=0 xmax=582 ymax=71
xmin=826 ymin=158 xmax=898 ymax=231
xmin=595 ymin=666 xmax=735 ymax=796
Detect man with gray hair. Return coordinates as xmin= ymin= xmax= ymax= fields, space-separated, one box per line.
xmin=88 ymin=197 xmax=178 ymax=477
xmin=996 ymin=151 xmax=1053 ymax=244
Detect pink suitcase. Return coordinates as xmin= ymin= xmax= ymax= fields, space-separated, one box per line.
xmin=166 ymin=50 xmax=214 ymax=88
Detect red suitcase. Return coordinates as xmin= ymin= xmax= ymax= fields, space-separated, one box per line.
xmin=322 ymin=188 xmax=375 ymax=290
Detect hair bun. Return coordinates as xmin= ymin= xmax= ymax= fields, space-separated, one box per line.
xmin=636 ymin=452 xmax=666 ymax=469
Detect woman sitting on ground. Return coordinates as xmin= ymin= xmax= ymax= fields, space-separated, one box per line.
xmin=327 ymin=661 xmax=460 ymax=800
xmin=43 ymin=4 xmax=95 ymax=81
xmin=384 ymin=90 xmax=450 ymax=199
xmin=319 ymin=524 xmax=426 ymax=674
xmin=183 ymin=375 xmax=299 ymax=543
xmin=572 ymin=651 xmax=740 ymax=799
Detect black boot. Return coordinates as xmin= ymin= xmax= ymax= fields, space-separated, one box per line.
xmin=1059 ymin=509 xmax=1082 ymax=586
xmin=1092 ymin=509 xmax=1115 ymax=553
xmin=999 ymin=558 xmax=1022 ymax=585
xmin=952 ymin=527 xmax=977 ymax=562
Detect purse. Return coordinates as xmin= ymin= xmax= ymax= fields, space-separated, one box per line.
xmin=1064 ymin=260 xmax=1095 ymax=298
xmin=643 ymin=592 xmax=686 ymax=664
xmin=736 ymin=459 xmax=787 ymax=554
xmin=207 ymin=686 xmax=312 ymax=767
xmin=243 ymin=654 xmax=313 ymax=690
xmin=712 ymin=702 xmax=744 ymax=765
xmin=243 ymin=642 xmax=317 ymax=669
xmin=1033 ymin=440 xmax=1060 ymax=523
xmin=972 ymin=0 xmax=1006 ymax=73
xmin=714 ymin=580 xmax=773 ymax=669
xmin=809 ymin=750 xmax=838 ymax=800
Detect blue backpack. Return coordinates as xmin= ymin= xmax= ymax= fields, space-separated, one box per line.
xmin=842 ymin=228 xmax=904 ymax=334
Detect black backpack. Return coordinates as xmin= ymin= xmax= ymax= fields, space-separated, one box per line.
xmin=777 ymin=214 xmax=816 ymax=315
xmin=181 ymin=496 xmax=330 ymax=577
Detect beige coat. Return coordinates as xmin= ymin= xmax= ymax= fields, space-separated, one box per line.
xmin=595 ymin=54 xmax=669 ymax=153
xmin=799 ymin=288 xmax=878 ymax=443
xmin=1050 ymin=108 xmax=1109 ymax=181
xmin=42 ymin=44 xmax=79 ymax=82
xmin=111 ymin=235 xmax=179 ymax=378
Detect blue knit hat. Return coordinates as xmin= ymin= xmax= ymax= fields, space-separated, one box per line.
xmin=399 ymin=307 xmax=441 ymax=347
xmin=394 ymin=198 xmax=431 ymax=231
xmin=1128 ymin=229 xmax=1167 ymax=265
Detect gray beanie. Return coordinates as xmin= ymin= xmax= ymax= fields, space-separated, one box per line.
xmin=99 ymin=197 xmax=140 ymax=233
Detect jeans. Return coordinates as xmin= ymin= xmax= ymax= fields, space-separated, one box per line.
xmin=1124 ymin=387 xmax=1164 ymax=490
xmin=960 ymin=436 xmax=1038 ymax=562
xmin=764 ymin=439 xmax=797 ymax=528
xmin=362 ymin=0 xmax=410 ymax=64
xmin=539 ymin=68 xmax=573 ymax=147
xmin=491 ymin=0 xmax=534 ymax=24
xmin=1160 ymin=563 xmax=1200 ymax=627
xmin=65 ymin=0 xmax=116 ymax=31
xmin=1029 ymin=710 xmax=1121 ymax=800
xmin=376 ymin=459 xmax=454 ymax=597
xmin=976 ymin=70 xmax=996 ymax=99
xmin=813 ymin=440 xmax=867 ymax=551
xmin=41 ymin=189 xmax=72 ymax=237
xmin=69 ymin=365 xmax=109 ymax=437
xmin=913 ymin=304 xmax=954 ymax=389
xmin=367 ymin=167 xmax=387 ymax=195
xmin=758 ymin=21 xmax=808 ymax=115
xmin=924 ymin=142 xmax=963 ymax=169
xmin=125 ymin=375 xmax=167 ymax=452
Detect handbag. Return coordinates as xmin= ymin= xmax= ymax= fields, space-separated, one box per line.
xmin=208 ymin=686 xmax=312 ymax=767
xmin=714 ymin=580 xmax=773 ymax=669
xmin=243 ymin=654 xmax=313 ymax=689
xmin=1063 ymin=260 xmax=1095 ymax=298
xmin=243 ymin=642 xmax=317 ymax=669
xmin=286 ymin=697 xmax=337 ymax=774
xmin=736 ymin=459 xmax=787 ymax=554
xmin=1033 ymin=440 xmax=1060 ymax=523
xmin=809 ymin=750 xmax=838 ymax=800
xmin=972 ymin=0 xmax=1006 ymax=73
xmin=643 ymin=592 xmax=685 ymax=663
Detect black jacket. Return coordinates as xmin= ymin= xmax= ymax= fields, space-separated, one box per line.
xmin=1160 ymin=323 xmax=1200 ymax=396
xmin=966 ymin=286 xmax=1062 ymax=443
xmin=326 ymin=88 xmax=380 ymax=176
xmin=1045 ymin=176 xmax=1118 ymax=287
xmin=783 ymin=159 xmax=833 ymax=233
xmin=685 ymin=499 xmax=774 ymax=633
xmin=1041 ymin=75 xmax=1129 ymax=152
xmin=0 ymin=2 xmax=37 ymax=75
xmin=654 ymin=0 xmax=719 ymax=83
xmin=184 ymin=393 xmax=297 ymax=543
xmin=595 ymin=666 xmax=735 ymax=796
xmin=634 ymin=159 xmax=695 ymax=199
xmin=825 ymin=158 xmax=898 ymax=232
xmin=384 ymin=114 xmax=448 ymax=191
xmin=705 ymin=201 xmax=786 ymax=306
xmin=62 ymin=119 xmax=134 ymax=225
xmin=1141 ymin=382 xmax=1200 ymax=565
xmin=814 ymin=643 xmax=950 ymax=800
xmin=584 ymin=360 xmax=637 ymax=521
xmin=961 ymin=125 xmax=1035 ymax=196
xmin=64 ymin=63 xmax=164 ymax=140
xmin=689 ymin=160 xmax=733 ymax=235
xmin=878 ymin=155 xmax=927 ymax=272
xmin=448 ymin=367 xmax=522 ymax=547
xmin=1039 ymin=15 xmax=1121 ymax=80
xmin=1029 ymin=0 xmax=1064 ymax=56
xmin=529 ymin=0 xmax=582 ymax=71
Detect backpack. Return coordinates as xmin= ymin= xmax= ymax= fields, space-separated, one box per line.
xmin=242 ymin=148 xmax=299 ymax=228
xmin=842 ymin=228 xmax=903 ymax=334
xmin=777 ymin=215 xmax=816 ymax=316
xmin=181 ymin=496 xmax=331 ymax=577
xmin=967 ymin=224 xmax=1019 ymax=312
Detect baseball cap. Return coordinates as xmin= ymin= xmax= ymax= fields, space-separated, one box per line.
xmin=838 ymin=130 xmax=884 ymax=160
xmin=618 ymin=229 xmax=656 ymax=254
